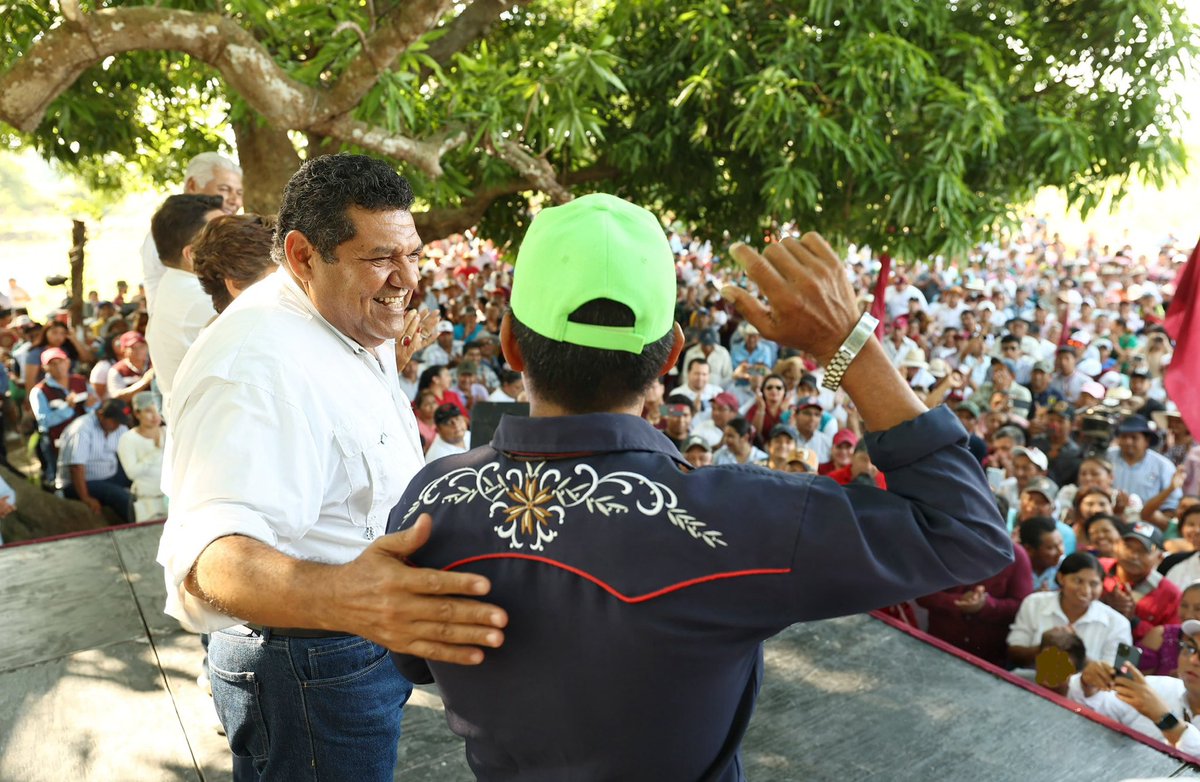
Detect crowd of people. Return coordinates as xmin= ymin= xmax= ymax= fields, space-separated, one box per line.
xmin=1 ymin=146 xmax=1198 ymax=769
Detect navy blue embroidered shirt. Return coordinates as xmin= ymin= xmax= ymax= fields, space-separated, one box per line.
xmin=387 ymin=405 xmax=1012 ymax=781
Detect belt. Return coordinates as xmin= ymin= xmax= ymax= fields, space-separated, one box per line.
xmin=244 ymin=623 xmax=354 ymax=639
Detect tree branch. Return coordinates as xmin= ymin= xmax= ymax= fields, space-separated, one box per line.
xmin=0 ymin=5 xmax=455 ymax=177
xmin=490 ymin=138 xmax=573 ymax=204
xmin=425 ymin=0 xmax=530 ymax=68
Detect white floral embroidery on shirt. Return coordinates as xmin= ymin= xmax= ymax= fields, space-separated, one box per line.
xmin=402 ymin=461 xmax=726 ymax=551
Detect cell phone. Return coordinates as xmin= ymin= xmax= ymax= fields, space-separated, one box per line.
xmin=1113 ymin=642 xmax=1142 ymax=678
xmin=750 ymin=365 xmax=768 ymax=376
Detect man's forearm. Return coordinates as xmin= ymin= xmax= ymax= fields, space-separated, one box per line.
xmin=186 ymin=534 xmax=342 ymax=630
xmin=840 ymin=340 xmax=927 ymax=432
xmin=69 ymin=465 xmax=90 ymax=500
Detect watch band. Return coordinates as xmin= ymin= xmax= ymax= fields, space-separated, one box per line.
xmin=1155 ymin=712 xmax=1181 ymax=731
xmin=822 ymin=312 xmax=880 ymax=391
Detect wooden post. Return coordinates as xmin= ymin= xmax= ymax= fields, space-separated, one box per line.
xmin=69 ymin=220 xmax=85 ymax=329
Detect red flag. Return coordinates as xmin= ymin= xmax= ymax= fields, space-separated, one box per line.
xmin=869 ymin=253 xmax=892 ymax=340
xmin=1165 ymin=238 xmax=1200 ymax=438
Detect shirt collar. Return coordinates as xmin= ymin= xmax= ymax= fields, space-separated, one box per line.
xmin=491 ymin=412 xmax=688 ymax=465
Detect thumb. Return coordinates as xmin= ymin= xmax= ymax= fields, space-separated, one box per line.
xmin=371 ymin=513 xmax=433 ymax=558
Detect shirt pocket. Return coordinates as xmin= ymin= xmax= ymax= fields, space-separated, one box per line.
xmin=333 ymin=425 xmax=374 ymax=526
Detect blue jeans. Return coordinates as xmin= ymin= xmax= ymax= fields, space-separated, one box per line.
xmin=64 ymin=474 xmax=133 ymax=524
xmin=208 ymin=626 xmax=413 ymax=781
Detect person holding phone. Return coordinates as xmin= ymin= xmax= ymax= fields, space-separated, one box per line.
xmin=1070 ymin=619 xmax=1200 ymax=755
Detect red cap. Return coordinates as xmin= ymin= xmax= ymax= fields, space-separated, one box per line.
xmin=833 ymin=429 xmax=859 ymax=448
xmin=712 ymin=392 xmax=739 ymax=410
xmin=40 ymin=347 xmax=69 ymax=367
xmin=118 ymin=331 xmax=146 ymax=351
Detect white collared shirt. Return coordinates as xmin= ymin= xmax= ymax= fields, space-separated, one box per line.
xmin=1068 ymin=672 xmax=1200 ymax=756
xmin=425 ymin=432 xmax=471 ymax=464
xmin=157 ymin=270 xmax=425 ymax=632
xmin=1007 ymin=591 xmax=1132 ymax=663
xmin=146 ymin=267 xmax=218 ymax=412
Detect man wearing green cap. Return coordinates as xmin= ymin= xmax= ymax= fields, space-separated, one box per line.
xmin=387 ymin=193 xmax=1011 ymax=781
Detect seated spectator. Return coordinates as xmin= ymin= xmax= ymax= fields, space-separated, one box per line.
xmin=117 ymin=392 xmax=166 ymax=522
xmin=1137 ymin=580 xmax=1200 ymax=676
xmin=791 ymin=396 xmax=832 ymax=465
xmin=422 ymin=321 xmax=459 ymax=367
xmin=997 ymin=445 xmax=1048 ymax=512
xmin=1008 ymin=552 xmax=1131 ymax=667
xmin=1019 ymin=516 xmax=1065 ymax=592
xmin=682 ymin=436 xmax=712 ymax=469
xmin=692 ymin=391 xmax=741 ymax=449
xmin=761 ymin=424 xmax=800 ymax=471
xmin=55 ymin=399 xmax=134 ymax=523
xmin=820 ymin=428 xmax=858 ymax=476
xmin=661 ymin=395 xmax=694 ymax=451
xmin=412 ymin=389 xmax=439 ymax=451
xmin=675 ymin=357 xmax=723 ymax=411
xmin=1110 ymin=415 xmax=1180 ymax=529
xmin=487 ymin=369 xmax=526 ymax=403
xmin=1058 ymin=455 xmax=1144 ymax=524
xmin=418 ymin=364 xmax=468 ymax=418
xmin=1082 ymin=513 xmax=1124 ymax=560
xmin=1069 ymin=487 xmax=1115 ymax=542
xmin=713 ymin=417 xmax=765 ymax=466
xmin=641 ymin=377 xmax=666 ymax=430
xmin=1070 ymin=618 xmax=1200 ymax=755
xmin=106 ymin=331 xmax=153 ymax=403
xmin=917 ymin=537 xmax=1034 ymax=667
xmin=680 ymin=328 xmax=733 ymax=388
xmin=23 ymin=319 xmax=92 ymax=394
xmin=1033 ymin=627 xmax=1088 ymax=696
xmin=745 ymin=373 xmax=789 ymax=447
xmin=1099 ymin=522 xmax=1181 ymax=644
xmin=1018 ymin=476 xmax=1077 ymax=554
xmin=1160 ymin=506 xmax=1200 ymax=588
xmin=453 ymin=360 xmax=490 ymax=410
xmin=825 ymin=438 xmax=888 ymax=489
xmin=30 ymin=347 xmax=99 ymax=490
xmin=425 ymin=403 xmax=470 ymax=463
xmin=1030 ymin=400 xmax=1083 ymax=488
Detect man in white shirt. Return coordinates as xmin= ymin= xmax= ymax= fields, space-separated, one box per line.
xmin=144 ymin=194 xmax=224 ymax=416
xmin=675 ymin=357 xmax=724 ymax=411
xmin=680 ymin=328 xmax=733 ymax=388
xmin=932 ymin=286 xmax=968 ymax=332
xmin=1069 ymin=618 xmax=1200 ymax=757
xmin=141 ymin=153 xmax=243 ymax=314
xmin=421 ymin=320 xmax=458 ymax=367
xmin=426 ymin=403 xmax=472 ymax=463
xmin=156 ymin=156 xmax=506 ymax=781
xmin=487 ymin=369 xmax=525 ymax=403
xmin=792 ymin=396 xmax=833 ymax=465
xmin=884 ymin=273 xmax=927 ymax=321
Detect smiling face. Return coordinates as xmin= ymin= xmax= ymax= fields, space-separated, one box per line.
xmin=291 ymin=206 xmax=422 ymax=349
xmin=1086 ymin=517 xmax=1120 ymax=558
xmin=1117 ymin=536 xmax=1160 ymax=583
xmin=1057 ymin=566 xmax=1101 ymax=613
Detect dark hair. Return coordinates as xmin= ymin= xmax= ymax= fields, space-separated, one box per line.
xmin=192 ymin=214 xmax=277 ymax=313
xmin=1018 ymin=516 xmax=1058 ymax=548
xmin=725 ymin=417 xmax=752 ymax=439
xmin=151 ymin=194 xmax=224 ymax=266
xmin=761 ymin=373 xmax=786 ymax=390
xmin=1039 ymin=627 xmax=1087 ymax=674
xmin=1083 ymin=513 xmax=1125 ymax=538
xmin=1000 ymin=334 xmax=1020 ymax=346
xmin=510 ymin=301 xmax=675 ymax=413
xmin=1179 ymin=504 xmax=1200 ymax=531
xmin=665 ymin=393 xmax=693 ymax=408
xmin=1072 ymin=487 xmax=1112 ymax=517
xmin=499 ymin=369 xmax=522 ymax=387
xmin=273 ymin=154 xmax=414 ymax=264
xmin=1057 ymin=551 xmax=1104 ymax=579
xmin=686 ymin=357 xmax=709 ymax=373
xmin=994 ymin=493 xmax=1010 ymax=521
xmin=418 ymin=364 xmax=447 ymax=393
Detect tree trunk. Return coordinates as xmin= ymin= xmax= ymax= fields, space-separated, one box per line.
xmin=68 ymin=221 xmax=85 ymax=330
xmin=232 ymin=116 xmax=302 ymax=215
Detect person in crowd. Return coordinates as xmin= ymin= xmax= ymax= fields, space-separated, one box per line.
xmin=55 ymin=398 xmax=133 ymax=523
xmin=144 ymin=194 xmax=224 ymax=416
xmin=23 ymin=319 xmax=92 ymax=394
xmin=1135 ymin=580 xmax=1200 ymax=676
xmin=1110 ymin=415 xmax=1181 ymax=530
xmin=1082 ymin=512 xmax=1125 ymax=560
xmin=141 ymin=152 xmax=243 ymax=314
xmin=1160 ymin=506 xmax=1200 ymax=588
xmin=746 ymin=372 xmax=790 ymax=448
xmin=1070 ymin=487 xmax=1115 ymax=541
xmin=1049 ymin=344 xmax=1090 ymax=404
xmin=691 ymin=391 xmax=741 ymax=449
xmin=729 ymin=322 xmax=772 ymax=368
xmin=0 ymin=472 xmax=16 ymax=546
xmin=397 ymin=353 xmax=420 ymax=400
xmin=821 ymin=428 xmax=858 ymax=477
xmin=1071 ymin=618 xmax=1200 ymax=755
xmin=1099 ymin=521 xmax=1181 ymax=645
xmin=986 ymin=425 xmax=1025 ymax=475
xmin=1030 ymin=400 xmax=1083 ymax=487
xmin=386 ymin=195 xmax=1010 ymax=780
xmin=1034 ymin=627 xmax=1088 ymax=697
xmin=971 ymin=359 xmax=1032 ymax=419
xmin=486 ymin=369 xmax=526 ymax=403
xmin=425 ymin=403 xmax=471 ymax=463
xmin=417 ymin=364 xmax=468 ymax=418
xmin=1020 ymin=515 xmax=1066 ymax=592
xmin=675 ymin=357 xmax=723 ymax=411
xmin=1008 ymin=551 xmax=1132 ymax=667
xmin=156 ymin=155 xmax=506 ymax=780
xmin=1060 ymin=455 xmax=1144 ymax=524
xmin=997 ymin=446 xmax=1048 ymax=511
xmin=105 ymin=331 xmax=153 ymax=403
xmin=682 ymin=436 xmax=713 ymax=469
xmin=681 ymin=328 xmax=733 ymax=388
xmin=453 ymin=360 xmax=490 ymax=411
xmin=713 ymin=416 xmax=766 ymax=466
xmin=30 ymin=347 xmax=99 ymax=490
xmin=191 ymin=213 xmax=279 ymax=315
xmin=918 ymin=534 xmax=1033 ymax=667
xmin=825 ymin=439 xmax=888 ymax=489
xmin=662 ymin=394 xmax=694 ymax=451
xmin=791 ymin=396 xmax=833 ymax=466
xmin=422 ymin=320 xmax=459 ymax=367
xmin=761 ymin=423 xmax=802 ymax=471
xmin=411 ymin=389 xmax=440 ymax=451
xmin=1017 ymin=477 xmax=1077 ymax=554
xmin=117 ymin=392 xmax=167 ymax=522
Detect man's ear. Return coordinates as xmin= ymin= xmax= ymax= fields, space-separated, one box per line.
xmin=283 ymin=231 xmax=319 ymax=283
xmin=183 ymin=177 xmax=198 ymax=194
xmin=499 ymin=311 xmax=524 ymax=371
xmin=659 ymin=323 xmax=685 ymax=377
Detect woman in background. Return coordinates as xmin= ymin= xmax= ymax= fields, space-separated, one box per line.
xmin=117 ymin=392 xmax=166 ymax=522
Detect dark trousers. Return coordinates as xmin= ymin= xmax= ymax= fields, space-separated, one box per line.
xmin=65 ymin=471 xmax=134 ymax=524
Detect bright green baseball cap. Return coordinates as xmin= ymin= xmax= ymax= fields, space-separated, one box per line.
xmin=510 ymin=193 xmax=676 ymax=354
